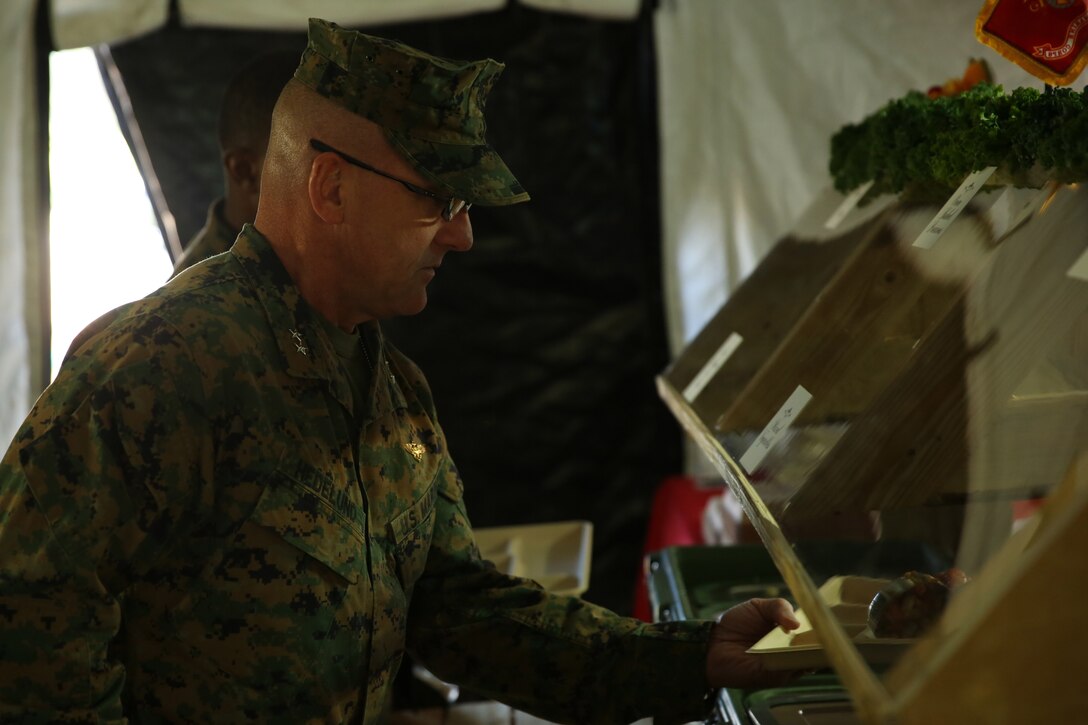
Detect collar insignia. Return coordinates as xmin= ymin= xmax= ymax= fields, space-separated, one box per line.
xmin=288 ymin=328 xmax=309 ymax=356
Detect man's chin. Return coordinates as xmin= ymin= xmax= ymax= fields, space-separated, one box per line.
xmin=397 ymin=295 xmax=429 ymax=318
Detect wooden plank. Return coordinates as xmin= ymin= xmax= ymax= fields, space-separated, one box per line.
xmin=664 ymin=214 xmax=883 ymax=425
xmin=785 ymin=297 xmax=969 ymax=515
xmin=714 ymin=221 xmax=961 ymax=436
xmin=961 ymin=183 xmax=1088 ymax=495
xmin=784 ymin=184 xmax=1088 ymax=516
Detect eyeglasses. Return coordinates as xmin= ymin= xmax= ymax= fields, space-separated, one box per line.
xmin=309 ymin=139 xmax=471 ymax=222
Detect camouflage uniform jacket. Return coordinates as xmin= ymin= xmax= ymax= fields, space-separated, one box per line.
xmin=170 ymin=197 xmax=238 ymax=277
xmin=0 ymin=226 xmax=713 ymax=724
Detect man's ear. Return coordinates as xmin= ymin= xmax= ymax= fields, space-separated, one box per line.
xmin=307 ymin=153 xmax=345 ymax=224
xmin=223 ymin=148 xmax=262 ymax=193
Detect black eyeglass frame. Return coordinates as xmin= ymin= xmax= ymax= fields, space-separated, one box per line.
xmin=309 ymin=139 xmax=471 ymax=221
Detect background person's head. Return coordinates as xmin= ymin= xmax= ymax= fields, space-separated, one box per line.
xmin=217 ymin=50 xmax=300 ymax=230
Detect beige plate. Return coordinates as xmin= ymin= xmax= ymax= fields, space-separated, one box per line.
xmin=473 ymin=520 xmax=593 ymax=597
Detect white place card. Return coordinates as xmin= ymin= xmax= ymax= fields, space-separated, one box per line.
xmin=979 ymin=183 xmax=1054 ymax=246
xmin=825 ymin=180 xmax=875 ymax=230
xmin=912 ymin=166 xmax=997 ymax=249
xmin=739 ymin=385 xmax=813 ymax=474
xmin=683 ymin=332 xmax=743 ymax=402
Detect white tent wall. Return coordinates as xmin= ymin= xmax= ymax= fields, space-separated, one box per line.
xmin=48 ymin=0 xmax=639 ymax=49
xmin=655 ymin=0 xmax=1042 ymax=358
xmin=50 ymin=0 xmax=170 ymax=50
xmin=1 ymin=0 xmax=47 ymax=448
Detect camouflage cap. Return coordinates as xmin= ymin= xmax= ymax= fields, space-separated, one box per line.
xmin=294 ymin=18 xmax=529 ymax=207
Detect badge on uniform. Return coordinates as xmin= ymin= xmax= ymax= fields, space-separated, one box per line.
xmin=404 ymin=442 xmax=425 ymax=461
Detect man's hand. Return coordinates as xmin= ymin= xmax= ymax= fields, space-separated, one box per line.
xmin=705 ymin=597 xmax=802 ymax=690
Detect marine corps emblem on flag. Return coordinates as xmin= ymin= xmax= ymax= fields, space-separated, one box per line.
xmin=976 ymin=0 xmax=1088 ymax=85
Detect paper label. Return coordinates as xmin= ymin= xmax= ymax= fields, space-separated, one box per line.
xmin=739 ymin=385 xmax=813 ymax=473
xmin=983 ymin=184 xmax=1053 ymax=243
xmin=683 ymin=332 xmax=743 ymax=402
xmin=1068 ymin=244 xmax=1088 ymax=282
xmin=912 ymin=167 xmax=997 ymax=249
xmin=1003 ymin=186 xmax=1051 ymax=237
xmin=825 ymin=180 xmax=875 ymax=230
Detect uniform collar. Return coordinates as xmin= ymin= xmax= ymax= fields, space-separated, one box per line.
xmin=209 ymin=197 xmax=238 ymax=240
xmin=230 ymin=224 xmax=407 ymax=417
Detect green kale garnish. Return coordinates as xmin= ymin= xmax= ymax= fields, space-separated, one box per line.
xmin=829 ymin=83 xmax=1088 ymax=196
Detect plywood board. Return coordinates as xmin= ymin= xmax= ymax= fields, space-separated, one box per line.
xmin=664 ymin=196 xmax=887 ymax=425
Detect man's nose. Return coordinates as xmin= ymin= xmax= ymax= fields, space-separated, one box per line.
xmin=436 ymin=209 xmax=473 ymax=252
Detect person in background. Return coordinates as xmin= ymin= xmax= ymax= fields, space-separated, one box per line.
xmin=61 ymin=52 xmax=296 ymax=364
xmin=64 ymin=52 xmax=297 ymax=362
xmin=0 ymin=19 xmax=799 ymax=723
xmin=171 ymin=50 xmax=298 ymax=276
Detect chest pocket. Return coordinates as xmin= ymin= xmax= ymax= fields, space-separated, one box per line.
xmin=387 ymin=478 xmax=437 ymax=594
xmin=250 ymin=468 xmax=366 ymax=584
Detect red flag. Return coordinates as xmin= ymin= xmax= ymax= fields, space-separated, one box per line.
xmin=976 ymin=0 xmax=1088 ymax=85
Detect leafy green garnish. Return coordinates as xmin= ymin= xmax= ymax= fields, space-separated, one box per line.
xmin=829 ymin=84 xmax=1088 ymax=196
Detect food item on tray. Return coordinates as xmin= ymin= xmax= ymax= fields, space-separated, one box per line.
xmin=867 ymin=568 xmax=969 ymax=638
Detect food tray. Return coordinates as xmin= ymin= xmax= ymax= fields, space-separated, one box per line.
xmin=748 ymin=576 xmax=913 ymax=670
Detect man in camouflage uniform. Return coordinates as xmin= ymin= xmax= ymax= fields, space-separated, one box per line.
xmin=0 ymin=19 xmax=799 ymax=723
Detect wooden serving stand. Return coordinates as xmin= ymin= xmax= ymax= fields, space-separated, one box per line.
xmin=658 ymin=183 xmax=1088 ymax=723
